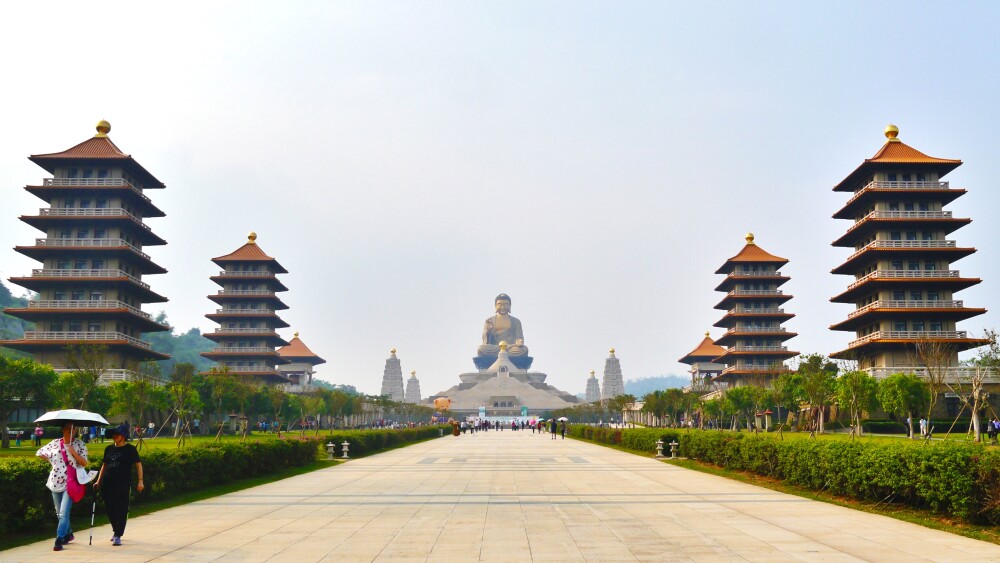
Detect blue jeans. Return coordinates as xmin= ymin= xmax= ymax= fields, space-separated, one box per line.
xmin=51 ymin=490 xmax=74 ymax=540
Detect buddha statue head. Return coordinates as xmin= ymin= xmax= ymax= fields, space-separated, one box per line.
xmin=495 ymin=293 xmax=511 ymax=315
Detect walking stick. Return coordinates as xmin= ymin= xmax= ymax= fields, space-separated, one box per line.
xmin=88 ymin=495 xmax=96 ymax=545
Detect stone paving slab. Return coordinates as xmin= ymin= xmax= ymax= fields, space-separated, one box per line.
xmin=3 ymin=429 xmax=1000 ymax=562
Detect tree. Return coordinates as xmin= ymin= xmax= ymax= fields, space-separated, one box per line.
xmin=913 ymin=339 xmax=957 ymax=424
xmin=835 ymin=370 xmax=878 ymax=438
xmin=641 ymin=390 xmax=667 ymax=427
xmin=876 ymin=372 xmax=930 ymax=439
xmin=725 ymin=386 xmax=755 ymax=430
xmin=265 ymin=385 xmax=289 ymax=436
xmin=952 ymin=329 xmax=1000 ymax=442
xmin=0 ymin=356 xmax=56 ymax=448
xmin=796 ymin=353 xmax=838 ymax=435
xmin=771 ymin=372 xmax=802 ymax=431
xmin=63 ymin=345 xmax=112 ymax=409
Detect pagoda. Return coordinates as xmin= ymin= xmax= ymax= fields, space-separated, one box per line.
xmin=711 ymin=234 xmax=798 ymax=386
xmin=585 ymin=370 xmax=601 ymax=403
xmin=678 ymin=331 xmax=726 ymax=393
xmin=2 ymin=121 xmax=170 ymax=380
xmin=380 ymin=348 xmax=405 ymax=401
xmin=829 ymin=125 xmax=987 ymax=375
xmin=277 ymin=331 xmax=326 ymax=392
xmin=404 ymin=371 xmax=422 ymax=403
xmin=201 ymin=232 xmax=290 ymax=384
xmin=601 ymin=348 xmax=625 ymax=399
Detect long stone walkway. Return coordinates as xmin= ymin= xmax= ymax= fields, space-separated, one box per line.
xmin=4 ymin=430 xmax=1000 ymax=562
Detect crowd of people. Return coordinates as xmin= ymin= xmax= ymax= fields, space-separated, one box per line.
xmin=454 ymin=418 xmax=568 ymax=439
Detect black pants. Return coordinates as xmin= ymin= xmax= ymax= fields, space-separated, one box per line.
xmin=103 ymin=486 xmax=131 ymax=537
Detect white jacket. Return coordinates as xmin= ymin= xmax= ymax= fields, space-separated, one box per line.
xmin=36 ymin=438 xmax=88 ymax=493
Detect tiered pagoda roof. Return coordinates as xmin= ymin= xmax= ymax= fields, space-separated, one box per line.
xmin=201 ymin=232 xmax=291 ymax=383
xmin=677 ymin=332 xmax=726 ymax=365
xmin=278 ymin=332 xmax=326 ymax=365
xmin=2 ymin=121 xmax=171 ymax=376
xmin=711 ymin=234 xmax=798 ymax=381
xmin=830 ymin=126 xmax=987 ymax=362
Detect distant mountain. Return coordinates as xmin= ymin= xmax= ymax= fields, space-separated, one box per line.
xmin=0 ymin=281 xmax=31 ymax=358
xmin=140 ymin=313 xmax=215 ymax=375
xmin=624 ymin=375 xmax=688 ymax=396
xmin=313 ymin=379 xmax=359 ymax=395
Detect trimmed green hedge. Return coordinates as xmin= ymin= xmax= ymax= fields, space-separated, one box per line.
xmin=570 ymin=426 xmax=1000 ymax=523
xmin=678 ymin=431 xmax=1000 ymax=523
xmin=0 ymin=426 xmax=447 ymax=535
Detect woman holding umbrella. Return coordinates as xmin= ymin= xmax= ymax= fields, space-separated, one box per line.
xmin=36 ymin=421 xmax=90 ymax=551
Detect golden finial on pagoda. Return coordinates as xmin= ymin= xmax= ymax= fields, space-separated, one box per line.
xmin=390 ymin=348 xmax=396 ymax=355
xmin=590 ymin=370 xmax=595 ymax=376
xmin=499 ymin=341 xmax=508 ymax=352
xmin=293 ymin=331 xmax=299 ymax=338
xmin=609 ymin=347 xmax=615 ymax=355
xmin=95 ymin=120 xmax=111 ymax=138
xmin=746 ymin=232 xmax=755 ymax=245
xmin=705 ymin=331 xmax=710 ymax=338
xmin=247 ymin=231 xmax=257 ymax=244
xmin=885 ymin=124 xmax=900 ymax=142
xmin=411 ymin=370 xmax=416 ymax=376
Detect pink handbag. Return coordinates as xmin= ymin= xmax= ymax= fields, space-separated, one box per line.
xmin=60 ymin=441 xmax=86 ymax=502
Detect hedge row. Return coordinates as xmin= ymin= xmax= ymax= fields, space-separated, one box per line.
xmin=0 ymin=426 xmax=447 ymax=535
xmin=568 ymin=425 xmax=682 ymax=453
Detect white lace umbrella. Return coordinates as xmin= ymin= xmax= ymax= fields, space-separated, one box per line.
xmin=34 ymin=409 xmax=109 ymax=427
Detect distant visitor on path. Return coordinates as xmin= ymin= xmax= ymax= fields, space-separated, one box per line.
xmin=95 ymin=425 xmax=144 ymax=547
xmin=36 ymin=422 xmax=89 ymax=552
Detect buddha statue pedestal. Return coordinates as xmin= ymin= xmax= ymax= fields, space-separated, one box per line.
xmin=473 ymin=354 xmax=533 ymax=371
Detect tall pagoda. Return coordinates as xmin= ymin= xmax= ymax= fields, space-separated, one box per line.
xmin=585 ymin=370 xmax=601 ymax=403
xmin=405 ymin=370 xmax=422 ymax=403
xmin=711 ymin=234 xmax=798 ymax=386
xmin=277 ymin=331 xmax=325 ymax=391
xmin=201 ymin=232 xmax=290 ymax=384
xmin=2 ymin=121 xmax=170 ymax=380
xmin=678 ymin=331 xmax=726 ymax=392
xmin=601 ymin=348 xmax=625 ymax=399
xmin=829 ymin=125 xmax=987 ymax=375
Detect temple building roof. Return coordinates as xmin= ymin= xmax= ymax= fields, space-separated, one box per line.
xmin=714 ymin=233 xmax=789 ymax=274
xmin=278 ymin=332 xmax=326 ymax=365
xmin=833 ymin=125 xmax=962 ymax=192
xmin=29 ymin=121 xmax=166 ymax=189
xmin=212 ymin=232 xmax=289 ymax=272
xmin=678 ymin=332 xmax=726 ymax=364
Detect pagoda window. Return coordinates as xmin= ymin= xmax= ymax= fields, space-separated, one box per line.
xmin=56 ymin=259 xmax=70 ymax=269
xmin=92 ymin=259 xmax=104 ymax=269
xmin=894 ymin=321 xmax=907 ymax=331
xmin=888 ymin=173 xmax=898 ymax=181
xmin=912 ymin=321 xmax=925 ymax=331
xmin=904 ymin=202 xmax=914 ymax=211
xmin=893 ymin=291 xmax=905 ymax=301
xmin=910 ymin=291 xmax=922 ymax=301
xmin=228 ymin=322 xmax=237 ymax=329
xmin=59 ymin=229 xmax=72 ymax=238
xmin=68 ymin=321 xmax=83 ymax=332
xmin=97 ymin=169 xmax=109 ymax=179
xmin=930 ymin=321 xmax=943 ymax=331
xmin=96 ymin=198 xmax=108 ymax=208
xmin=905 ymin=231 xmax=917 ymax=241
xmin=67 ymin=168 xmax=78 ymax=178
xmin=889 ymin=231 xmax=901 ymax=241
xmin=908 ymin=261 xmax=919 ymax=271
xmin=902 ymin=173 xmax=912 ymax=182
xmin=922 ymin=231 xmax=933 ymax=241
xmin=51 ymin=321 xmax=64 ymax=331
xmin=919 ymin=201 xmax=929 ymax=211
xmin=80 ymin=199 xmax=91 ymax=209
xmin=925 ymin=262 xmax=937 ymax=271
xmin=71 ymin=290 xmax=85 ymax=300
xmin=890 ymin=260 xmax=903 ymax=270
xmin=53 ymin=291 xmax=66 ymax=301
xmin=82 ymin=169 xmax=93 ymax=179
xmin=74 ymin=259 xmax=87 ymax=269
xmin=917 ymin=173 xmax=927 ymax=181
xmin=927 ymin=291 xmax=939 ymax=301
xmin=94 ymin=229 xmax=107 ymax=239
xmin=78 ymin=229 xmax=89 ymax=239
xmin=88 ymin=322 xmax=102 ymax=332
xmin=90 ymin=291 xmax=103 ymax=301
xmin=888 ymin=202 xmax=899 ymax=211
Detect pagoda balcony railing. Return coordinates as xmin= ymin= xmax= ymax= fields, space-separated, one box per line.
xmin=43 ymin=178 xmax=152 ymax=204
xmin=210 ymin=328 xmax=279 ymax=335
xmin=846 ymin=239 xmax=957 ymax=262
xmin=53 ymin=368 xmax=164 ymax=385
xmin=22 ymin=330 xmax=152 ymax=350
xmin=844 ymin=180 xmax=951 ymax=207
xmin=726 ymin=271 xmax=783 ymax=277
xmin=37 ymin=208 xmax=152 ymax=232
xmin=847 ymin=269 xmax=961 ymax=291
xmin=34 ymin=237 xmax=151 ymax=260
xmin=213 ymin=308 xmax=276 ymax=315
xmin=728 ymin=307 xmax=785 ymax=315
xmin=726 ymin=326 xmax=787 ymax=334
xmin=210 ymin=347 xmax=276 ymax=353
xmin=727 ymin=289 xmax=783 ymax=296
xmin=216 ymin=289 xmax=276 ymax=296
xmin=848 ymin=330 xmax=968 ymax=348
xmin=31 ymin=268 xmax=150 ymax=289
xmin=727 ymin=345 xmax=788 ymax=352
xmin=216 ymin=271 xmax=276 ymax=278
xmin=863 ymin=366 xmax=1000 ymax=383
xmin=27 ymin=299 xmax=155 ymax=320
xmin=218 ymin=367 xmax=280 ymax=375
xmin=848 ymin=300 xmax=965 ymax=318
xmin=722 ymin=365 xmax=790 ymax=374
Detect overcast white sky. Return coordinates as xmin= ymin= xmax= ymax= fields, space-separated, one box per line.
xmin=1 ymin=2 xmax=998 ymax=397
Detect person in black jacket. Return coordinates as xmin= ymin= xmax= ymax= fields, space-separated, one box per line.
xmin=94 ymin=425 xmax=144 ymax=547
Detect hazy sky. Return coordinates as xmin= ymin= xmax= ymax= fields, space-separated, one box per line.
xmin=1 ymin=2 xmax=998 ymax=397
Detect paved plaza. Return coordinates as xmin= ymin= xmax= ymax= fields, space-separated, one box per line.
xmin=4 ymin=431 xmax=1000 ymax=562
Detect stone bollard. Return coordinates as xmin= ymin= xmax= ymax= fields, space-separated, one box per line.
xmin=341 ymin=440 xmax=350 ymax=459
xmin=326 ymin=442 xmax=335 ymax=460
xmin=669 ymin=440 xmax=679 ymax=459
xmin=440 ymin=428 xmax=444 ymax=437
xmin=655 ymin=439 xmax=665 ymax=458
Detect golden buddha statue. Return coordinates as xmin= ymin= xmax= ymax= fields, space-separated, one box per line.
xmin=475 ymin=294 xmax=533 ymax=369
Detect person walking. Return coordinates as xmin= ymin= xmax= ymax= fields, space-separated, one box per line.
xmin=36 ymin=422 xmax=89 ymax=551
xmin=560 ymin=420 xmax=567 ymax=440
xmin=94 ymin=425 xmax=144 ymax=547
xmin=550 ymin=419 xmax=557 ymax=440
xmin=33 ymin=424 xmax=44 ymax=447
